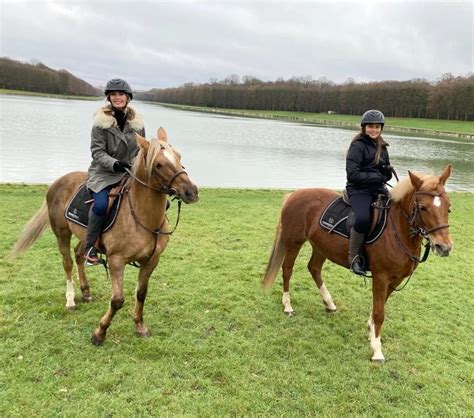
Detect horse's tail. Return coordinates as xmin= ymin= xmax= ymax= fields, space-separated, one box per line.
xmin=262 ymin=194 xmax=291 ymax=290
xmin=8 ymin=200 xmax=50 ymax=260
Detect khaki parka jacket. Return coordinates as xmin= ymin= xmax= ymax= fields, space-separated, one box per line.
xmin=86 ymin=105 xmax=145 ymax=192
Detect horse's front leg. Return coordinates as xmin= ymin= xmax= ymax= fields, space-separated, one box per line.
xmin=134 ymin=258 xmax=159 ymax=337
xmin=91 ymin=255 xmax=125 ymax=345
xmin=368 ymin=274 xmax=389 ymax=363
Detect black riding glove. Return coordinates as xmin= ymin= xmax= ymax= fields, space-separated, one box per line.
xmin=380 ymin=165 xmax=393 ymax=182
xmin=113 ymin=160 xmax=131 ymax=173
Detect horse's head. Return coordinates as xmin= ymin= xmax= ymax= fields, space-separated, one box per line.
xmin=134 ymin=128 xmax=199 ymax=204
xmin=408 ymin=164 xmax=453 ymax=257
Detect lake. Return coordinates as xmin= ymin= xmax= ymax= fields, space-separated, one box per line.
xmin=1 ymin=95 xmax=473 ymax=191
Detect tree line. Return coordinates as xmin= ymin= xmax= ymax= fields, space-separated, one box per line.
xmin=136 ymin=74 xmax=474 ymax=121
xmin=0 ymin=57 xmax=100 ymax=97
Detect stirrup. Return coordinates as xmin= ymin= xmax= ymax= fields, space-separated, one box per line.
xmin=350 ymin=255 xmax=369 ymax=277
xmin=84 ymin=247 xmax=100 ymax=266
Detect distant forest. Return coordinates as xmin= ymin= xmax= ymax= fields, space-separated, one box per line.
xmin=0 ymin=57 xmax=100 ymax=97
xmin=137 ymin=73 xmax=474 ymax=121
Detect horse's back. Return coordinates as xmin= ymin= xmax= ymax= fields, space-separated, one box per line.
xmin=283 ymin=188 xmax=340 ymax=215
xmin=280 ymin=188 xmax=340 ymax=237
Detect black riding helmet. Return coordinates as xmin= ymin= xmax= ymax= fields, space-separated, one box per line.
xmin=104 ymin=78 xmax=133 ymax=100
xmin=361 ymin=109 xmax=384 ymax=126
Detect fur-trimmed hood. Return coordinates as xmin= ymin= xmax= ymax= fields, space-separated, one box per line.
xmin=93 ymin=105 xmax=144 ymax=132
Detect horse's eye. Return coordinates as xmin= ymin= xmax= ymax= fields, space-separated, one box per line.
xmin=448 ymin=208 xmax=452 ymax=213
xmin=419 ymin=205 xmax=427 ymax=211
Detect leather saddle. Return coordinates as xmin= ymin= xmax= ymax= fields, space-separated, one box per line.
xmin=319 ymin=190 xmax=389 ymax=243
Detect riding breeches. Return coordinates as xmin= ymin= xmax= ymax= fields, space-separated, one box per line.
xmin=349 ymin=192 xmax=373 ymax=234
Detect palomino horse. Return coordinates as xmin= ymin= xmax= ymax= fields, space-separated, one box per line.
xmin=9 ymin=128 xmax=198 ymax=345
xmin=263 ymin=165 xmax=453 ymax=362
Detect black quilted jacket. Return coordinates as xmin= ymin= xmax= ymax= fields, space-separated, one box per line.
xmin=345 ymin=133 xmax=392 ymax=195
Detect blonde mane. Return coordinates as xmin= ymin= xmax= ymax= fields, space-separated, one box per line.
xmin=133 ymin=138 xmax=172 ymax=179
xmin=390 ymin=172 xmax=440 ymax=202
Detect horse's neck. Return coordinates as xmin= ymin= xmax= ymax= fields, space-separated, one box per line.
xmin=129 ymin=182 xmax=167 ymax=227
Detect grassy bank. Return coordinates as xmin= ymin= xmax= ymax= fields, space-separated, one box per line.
xmin=0 ymin=89 xmax=101 ymax=101
xmin=1 ymin=184 xmax=472 ymax=416
xmin=159 ymin=103 xmax=474 ymax=138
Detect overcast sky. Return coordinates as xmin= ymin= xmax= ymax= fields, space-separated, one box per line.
xmin=1 ymin=0 xmax=473 ymax=91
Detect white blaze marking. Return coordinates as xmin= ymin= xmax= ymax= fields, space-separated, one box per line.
xmin=433 ymin=196 xmax=441 ymax=207
xmin=163 ymin=149 xmax=177 ymax=165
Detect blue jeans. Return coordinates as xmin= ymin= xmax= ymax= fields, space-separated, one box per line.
xmin=91 ymin=188 xmax=110 ymax=216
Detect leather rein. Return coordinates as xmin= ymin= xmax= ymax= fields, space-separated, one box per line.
xmin=122 ymin=166 xmax=187 ymax=266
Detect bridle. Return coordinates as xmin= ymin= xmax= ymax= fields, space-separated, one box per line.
xmin=407 ymin=190 xmax=450 ymax=238
xmin=119 ymin=165 xmax=188 ymax=267
xmin=124 ymin=166 xmax=187 ymax=197
xmin=390 ymin=188 xmax=450 ymax=291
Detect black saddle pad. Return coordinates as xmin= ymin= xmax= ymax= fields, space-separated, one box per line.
xmin=64 ymin=184 xmax=122 ymax=232
xmin=319 ymin=196 xmax=387 ymax=244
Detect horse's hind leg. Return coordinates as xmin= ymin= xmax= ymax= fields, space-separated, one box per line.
xmin=308 ymin=246 xmax=336 ymax=312
xmin=74 ymin=241 xmax=92 ymax=302
xmin=54 ymin=229 xmax=76 ymax=309
xmin=281 ymin=242 xmax=303 ymax=315
xmin=134 ymin=260 xmax=158 ymax=337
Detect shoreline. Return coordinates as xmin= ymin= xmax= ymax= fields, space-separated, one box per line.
xmin=158 ymin=103 xmax=474 ymax=140
xmin=0 ymin=89 xmax=101 ymax=101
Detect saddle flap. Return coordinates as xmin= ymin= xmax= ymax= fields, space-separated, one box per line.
xmin=319 ymin=196 xmax=388 ymax=244
xmin=64 ymin=183 xmax=123 ymax=231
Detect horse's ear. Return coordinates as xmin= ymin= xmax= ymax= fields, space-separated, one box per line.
xmin=408 ymin=170 xmax=423 ymax=191
xmin=157 ymin=127 xmax=168 ymax=142
xmin=135 ymin=133 xmax=149 ymax=153
xmin=439 ymin=164 xmax=452 ymax=186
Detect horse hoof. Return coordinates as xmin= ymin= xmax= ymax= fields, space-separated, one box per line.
xmin=137 ymin=330 xmax=150 ymax=338
xmin=66 ymin=305 xmax=76 ymax=311
xmin=371 ymin=357 xmax=385 ymax=364
xmin=325 ymin=307 xmax=337 ymax=313
xmin=91 ymin=333 xmax=104 ymax=346
xmin=82 ymin=295 xmax=93 ymax=303
xmin=285 ymin=311 xmax=295 ymax=317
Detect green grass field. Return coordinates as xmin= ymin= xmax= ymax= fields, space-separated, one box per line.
xmin=161 ymin=104 xmax=474 ymax=137
xmin=1 ymin=185 xmax=473 ymax=416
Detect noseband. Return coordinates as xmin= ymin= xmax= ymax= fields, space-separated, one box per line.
xmin=409 ymin=190 xmax=450 ymax=238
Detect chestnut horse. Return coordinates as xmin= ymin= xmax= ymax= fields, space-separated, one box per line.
xmin=263 ymin=165 xmax=453 ymax=362
xmin=9 ymin=128 xmax=198 ymax=345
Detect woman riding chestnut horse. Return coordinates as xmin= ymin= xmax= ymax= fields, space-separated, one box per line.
xmin=263 ymin=111 xmax=453 ymax=362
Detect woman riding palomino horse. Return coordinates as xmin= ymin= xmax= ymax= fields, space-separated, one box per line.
xmin=346 ymin=109 xmax=393 ymax=276
xmin=84 ymin=78 xmax=145 ymax=266
xmin=9 ymin=128 xmax=198 ymax=345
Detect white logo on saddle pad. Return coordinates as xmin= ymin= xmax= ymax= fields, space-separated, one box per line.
xmin=433 ymin=196 xmax=441 ymax=207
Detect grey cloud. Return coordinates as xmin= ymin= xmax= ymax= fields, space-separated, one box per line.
xmin=1 ymin=1 xmax=472 ymax=90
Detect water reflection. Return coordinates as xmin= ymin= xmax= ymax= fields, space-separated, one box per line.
xmin=1 ymin=95 xmax=473 ymax=191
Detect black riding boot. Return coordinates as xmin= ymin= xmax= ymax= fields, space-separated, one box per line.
xmin=84 ymin=208 xmax=106 ymax=266
xmin=348 ymin=227 xmax=367 ymax=276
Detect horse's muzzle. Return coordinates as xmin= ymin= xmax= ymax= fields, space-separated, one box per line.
xmin=432 ymin=242 xmax=453 ymax=257
xmin=179 ymin=185 xmax=199 ymax=204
